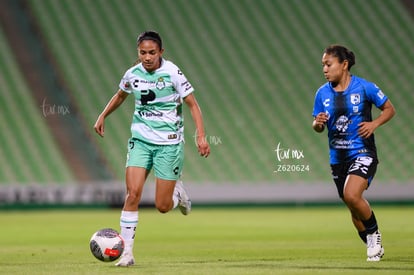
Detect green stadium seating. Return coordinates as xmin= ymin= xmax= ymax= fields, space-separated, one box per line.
xmin=0 ymin=30 xmax=75 ymax=183
xmin=14 ymin=0 xmax=414 ymax=184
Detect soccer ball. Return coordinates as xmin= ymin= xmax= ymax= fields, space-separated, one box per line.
xmin=89 ymin=228 xmax=124 ymax=262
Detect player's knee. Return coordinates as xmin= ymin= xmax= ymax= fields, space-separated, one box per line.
xmin=156 ymin=205 xmax=170 ymax=214
xmin=155 ymin=201 xmax=172 ymax=213
xmin=343 ymin=192 xmax=359 ymax=206
xmin=125 ymin=192 xmax=140 ymax=206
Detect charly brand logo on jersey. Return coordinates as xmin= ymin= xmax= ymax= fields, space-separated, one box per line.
xmin=323 ymin=98 xmax=330 ymax=107
xmin=335 ymin=115 xmax=352 ymax=132
xmin=350 ymin=94 xmax=360 ymax=105
xmin=133 ymin=79 xmax=140 ymax=88
xmin=155 ymin=77 xmax=166 ymax=90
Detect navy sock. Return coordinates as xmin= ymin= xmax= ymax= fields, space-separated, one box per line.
xmin=362 ymin=211 xmax=378 ymax=234
xmin=358 ymin=231 xmax=367 ymax=244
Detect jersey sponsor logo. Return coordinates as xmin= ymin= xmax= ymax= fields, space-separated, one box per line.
xmin=355 ymin=156 xmax=373 ymax=166
xmin=180 ymin=80 xmax=192 ymax=92
xmin=335 ymin=115 xmax=352 ymax=132
xmin=377 ymin=90 xmax=385 ymax=99
xmin=123 ymin=81 xmax=131 ymax=89
xmin=131 ymin=78 xmax=156 ymax=89
xmin=139 ymin=79 xmax=155 ymax=84
xmin=168 ymin=134 xmax=177 ymax=139
xmin=323 ymin=98 xmax=330 ymax=107
xmin=353 ymin=106 xmax=359 ymax=113
xmin=348 ymin=156 xmax=373 ymax=175
xmin=140 ymin=89 xmax=156 ymax=105
xmin=350 ymin=94 xmax=360 ymax=105
xmin=137 ymin=110 xmax=163 ymax=117
xmin=330 ymin=138 xmax=354 ymax=149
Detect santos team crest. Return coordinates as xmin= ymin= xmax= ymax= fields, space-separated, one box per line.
xmin=156 ymin=77 xmax=166 ymax=90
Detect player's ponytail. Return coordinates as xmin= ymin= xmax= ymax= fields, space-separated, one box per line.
xmin=345 ymin=49 xmax=355 ymax=70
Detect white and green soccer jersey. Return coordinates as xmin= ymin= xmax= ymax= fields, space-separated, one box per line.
xmin=119 ymin=59 xmax=194 ymax=145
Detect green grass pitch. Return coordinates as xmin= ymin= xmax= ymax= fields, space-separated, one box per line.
xmin=0 ymin=206 xmax=413 ymax=274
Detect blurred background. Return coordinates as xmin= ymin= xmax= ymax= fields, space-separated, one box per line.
xmin=0 ymin=0 xmax=413 ymax=208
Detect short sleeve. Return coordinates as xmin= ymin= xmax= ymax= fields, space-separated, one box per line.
xmin=364 ymin=82 xmax=388 ymax=108
xmin=119 ymin=71 xmax=133 ymax=94
xmin=312 ymin=90 xmax=324 ymax=117
xmin=173 ymin=68 xmax=194 ymax=98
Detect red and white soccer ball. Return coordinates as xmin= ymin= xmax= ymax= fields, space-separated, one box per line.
xmin=89 ymin=228 xmax=124 ymax=262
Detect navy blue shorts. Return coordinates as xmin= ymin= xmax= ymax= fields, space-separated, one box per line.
xmin=330 ymin=156 xmax=378 ymax=198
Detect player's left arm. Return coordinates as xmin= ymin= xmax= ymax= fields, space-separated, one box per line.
xmin=183 ymin=93 xmax=210 ymax=157
xmin=358 ymin=99 xmax=396 ymax=139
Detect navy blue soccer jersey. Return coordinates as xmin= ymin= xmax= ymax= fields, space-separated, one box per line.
xmin=312 ymin=75 xmax=388 ymax=164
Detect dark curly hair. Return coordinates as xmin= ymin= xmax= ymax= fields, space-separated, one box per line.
xmin=324 ymin=45 xmax=355 ymax=70
xmin=136 ymin=30 xmax=163 ymax=49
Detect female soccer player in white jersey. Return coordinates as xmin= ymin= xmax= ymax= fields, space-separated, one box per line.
xmin=312 ymin=45 xmax=395 ymax=261
xmin=94 ymin=31 xmax=210 ymax=267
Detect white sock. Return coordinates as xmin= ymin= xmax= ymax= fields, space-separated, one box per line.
xmin=120 ymin=211 xmax=138 ymax=253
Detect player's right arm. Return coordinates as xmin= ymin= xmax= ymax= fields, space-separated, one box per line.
xmin=94 ymin=89 xmax=129 ymax=137
xmin=312 ymin=112 xmax=328 ymax=133
xmin=312 ymin=89 xmax=328 ymax=133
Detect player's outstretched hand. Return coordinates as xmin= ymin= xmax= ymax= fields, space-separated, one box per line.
xmin=197 ymin=136 xmax=210 ymax=158
xmin=94 ymin=116 xmax=105 ymax=137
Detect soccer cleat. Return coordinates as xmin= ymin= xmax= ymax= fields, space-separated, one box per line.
xmin=366 ymin=230 xmax=382 ymax=257
xmin=115 ymin=251 xmax=135 ymax=267
xmin=174 ymin=180 xmax=191 ymax=215
xmin=367 ymin=246 xmax=384 ymax=262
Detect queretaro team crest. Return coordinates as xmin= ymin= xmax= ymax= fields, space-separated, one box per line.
xmin=350 ymin=94 xmax=360 ymax=105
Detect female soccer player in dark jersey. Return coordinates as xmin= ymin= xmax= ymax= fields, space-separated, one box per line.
xmin=312 ymin=45 xmax=395 ymax=261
